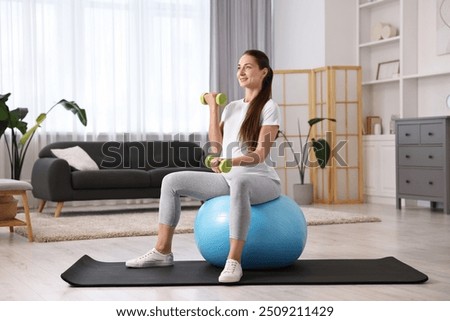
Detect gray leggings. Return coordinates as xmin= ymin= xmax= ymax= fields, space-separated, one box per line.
xmin=159 ymin=171 xmax=281 ymax=240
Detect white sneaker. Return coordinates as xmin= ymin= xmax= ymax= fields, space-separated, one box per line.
xmin=125 ymin=248 xmax=174 ymax=268
xmin=218 ymin=259 xmax=243 ymax=283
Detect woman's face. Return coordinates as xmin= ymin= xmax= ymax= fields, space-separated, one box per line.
xmin=237 ymin=54 xmax=268 ymax=90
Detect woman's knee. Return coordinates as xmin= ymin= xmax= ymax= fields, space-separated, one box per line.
xmin=161 ymin=171 xmax=195 ymax=188
xmin=160 ymin=172 xmax=192 ymax=196
xmin=229 ymin=176 xmax=252 ymax=194
xmin=161 ymin=172 xmax=178 ymax=187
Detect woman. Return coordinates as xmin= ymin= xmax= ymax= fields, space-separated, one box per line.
xmin=126 ymin=49 xmax=281 ymax=283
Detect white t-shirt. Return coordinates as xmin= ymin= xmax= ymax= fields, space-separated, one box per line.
xmin=220 ymin=98 xmax=281 ymax=182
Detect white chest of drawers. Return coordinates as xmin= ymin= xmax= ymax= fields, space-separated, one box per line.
xmin=395 ymin=117 xmax=450 ymax=213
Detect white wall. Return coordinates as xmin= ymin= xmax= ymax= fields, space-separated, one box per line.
xmin=272 ymin=0 xmax=356 ymax=70
xmin=417 ymin=0 xmax=450 ymax=117
xmin=324 ymin=0 xmax=356 ymax=66
xmin=417 ymin=0 xmax=450 ymax=75
xmin=273 ymin=0 xmax=325 ymax=69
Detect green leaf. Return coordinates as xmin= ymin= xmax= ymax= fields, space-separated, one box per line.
xmin=0 ymin=93 xmax=11 ymax=106
xmin=1 ymin=96 xmax=29 ymax=138
xmin=19 ymin=123 xmax=40 ymax=145
xmin=7 ymin=108 xmax=29 ymax=133
xmin=19 ymin=113 xmax=46 ymax=145
xmin=312 ymin=138 xmax=331 ymax=168
xmin=20 ymin=99 xmax=88 ymax=145
xmin=0 ymin=109 xmax=8 ymax=121
xmin=57 ymin=99 xmax=88 ymax=126
xmin=0 ymin=121 xmax=7 ymax=137
xmin=0 ymin=93 xmax=11 ymax=101
xmin=0 ymin=93 xmax=12 ymax=139
xmin=10 ymin=107 xmax=29 ymax=121
xmin=0 ymin=93 xmax=11 ymax=121
xmin=35 ymin=113 xmax=47 ymax=123
xmin=308 ymin=117 xmax=336 ymax=127
xmin=0 ymin=111 xmax=8 ymax=137
xmin=16 ymin=120 xmax=28 ymax=134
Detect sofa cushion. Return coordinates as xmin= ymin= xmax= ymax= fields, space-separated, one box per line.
xmin=72 ymin=169 xmax=151 ymax=189
xmin=40 ymin=141 xmax=105 ymax=166
xmin=51 ymin=146 xmax=99 ymax=171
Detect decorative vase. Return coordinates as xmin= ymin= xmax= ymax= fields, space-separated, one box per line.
xmin=293 ymin=183 xmax=313 ymax=205
xmin=0 ymin=195 xmax=19 ymax=221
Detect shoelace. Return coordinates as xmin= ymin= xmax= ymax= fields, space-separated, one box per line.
xmin=223 ymin=260 xmax=238 ymax=274
xmin=139 ymin=250 xmax=157 ymax=260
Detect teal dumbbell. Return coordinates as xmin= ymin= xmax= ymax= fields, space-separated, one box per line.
xmin=204 ymin=155 xmax=232 ymax=173
xmin=200 ymin=92 xmax=227 ymax=106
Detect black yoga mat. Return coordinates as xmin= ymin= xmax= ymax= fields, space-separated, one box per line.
xmin=61 ymin=255 xmax=428 ymax=287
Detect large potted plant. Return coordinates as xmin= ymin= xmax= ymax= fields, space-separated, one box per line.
xmin=0 ymin=93 xmax=87 ymax=220
xmin=1 ymin=93 xmax=87 ymax=180
xmin=278 ymin=117 xmax=336 ymax=205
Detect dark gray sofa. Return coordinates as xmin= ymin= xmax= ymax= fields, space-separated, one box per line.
xmin=31 ymin=141 xmax=211 ymax=217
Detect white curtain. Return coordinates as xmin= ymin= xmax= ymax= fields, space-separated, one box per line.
xmin=210 ymin=0 xmax=272 ymax=101
xmin=0 ymin=0 xmax=210 ymax=180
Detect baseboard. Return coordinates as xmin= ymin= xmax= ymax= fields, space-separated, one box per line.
xmin=364 ymin=195 xmax=396 ymax=206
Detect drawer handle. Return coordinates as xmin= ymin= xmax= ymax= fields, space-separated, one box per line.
xmin=428 ymin=155 xmax=434 ymax=159
xmin=428 ymin=132 xmax=434 ymax=136
xmin=405 ymin=133 xmax=410 ymax=137
xmin=429 ymin=181 xmax=434 ymax=185
xmin=405 ymin=155 xmax=410 ymax=159
xmin=405 ymin=180 xmax=410 ymax=184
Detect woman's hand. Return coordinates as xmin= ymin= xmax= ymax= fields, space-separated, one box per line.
xmin=209 ymin=156 xmax=222 ymax=173
xmin=203 ymin=92 xmax=219 ymax=108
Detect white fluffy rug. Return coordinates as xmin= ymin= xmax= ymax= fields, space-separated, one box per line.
xmin=13 ymin=203 xmax=381 ymax=243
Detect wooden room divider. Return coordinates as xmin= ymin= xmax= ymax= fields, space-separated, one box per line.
xmin=273 ymin=66 xmax=363 ymax=204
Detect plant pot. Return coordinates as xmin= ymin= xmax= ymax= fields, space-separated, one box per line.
xmin=293 ymin=183 xmax=313 ymax=205
xmin=0 ymin=195 xmax=19 ymax=221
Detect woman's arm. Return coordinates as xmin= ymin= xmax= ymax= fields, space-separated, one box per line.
xmin=231 ymin=125 xmax=279 ymax=167
xmin=204 ymin=93 xmax=223 ymax=155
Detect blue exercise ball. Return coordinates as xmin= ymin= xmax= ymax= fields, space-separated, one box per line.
xmin=194 ymin=195 xmax=308 ymax=269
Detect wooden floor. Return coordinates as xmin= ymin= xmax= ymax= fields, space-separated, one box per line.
xmin=1 ymin=202 xmax=450 ymax=301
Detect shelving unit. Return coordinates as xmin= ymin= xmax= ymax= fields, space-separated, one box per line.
xmin=357 ymin=0 xmax=450 ymax=204
xmin=358 ymin=0 xmax=450 ymax=127
xmin=359 ymin=36 xmax=400 ymax=49
xmin=359 ymin=0 xmax=398 ymax=9
xmin=357 ymin=0 xmax=403 ymax=132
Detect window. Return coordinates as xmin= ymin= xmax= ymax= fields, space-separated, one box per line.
xmin=0 ymin=0 xmax=210 ymax=135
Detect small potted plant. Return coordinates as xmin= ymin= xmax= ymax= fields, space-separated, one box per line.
xmin=0 ymin=93 xmax=87 ymax=219
xmin=278 ymin=117 xmax=336 ymax=205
